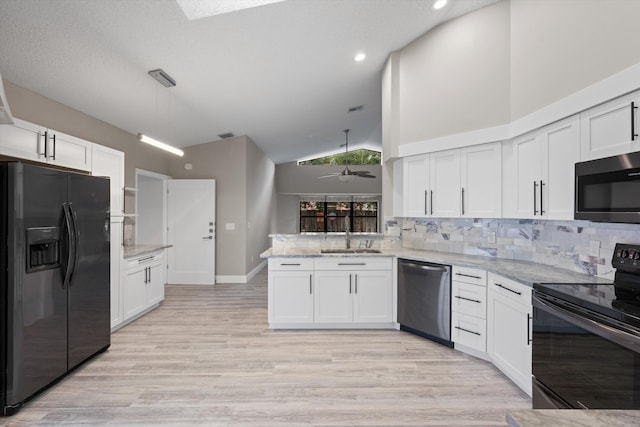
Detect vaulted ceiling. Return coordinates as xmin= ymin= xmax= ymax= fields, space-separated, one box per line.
xmin=0 ymin=0 xmax=499 ymax=163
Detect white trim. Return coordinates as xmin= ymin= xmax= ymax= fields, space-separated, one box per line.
xmin=268 ymin=322 xmax=396 ymax=330
xmin=397 ymin=61 xmax=640 ymax=158
xmin=216 ymin=260 xmax=267 ymax=284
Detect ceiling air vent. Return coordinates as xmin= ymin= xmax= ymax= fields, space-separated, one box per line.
xmin=218 ymin=132 xmax=235 ymax=139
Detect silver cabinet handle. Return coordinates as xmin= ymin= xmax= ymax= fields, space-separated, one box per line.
xmin=430 ymin=190 xmax=433 ymax=215
xmin=309 ymin=274 xmax=312 ymax=294
xmin=632 ymin=101 xmax=638 ymax=141
xmin=355 ymin=274 xmax=358 ymax=294
xmin=539 ymin=180 xmax=545 ymax=215
xmin=349 ymin=274 xmax=352 ymax=294
xmin=424 ymin=190 xmax=428 ymax=215
xmin=533 ymin=181 xmax=538 ymax=215
xmin=461 ymin=187 xmax=465 ymax=216
xmin=339 ymin=263 xmax=366 ymax=266
xmin=280 ymin=263 xmax=300 ymax=266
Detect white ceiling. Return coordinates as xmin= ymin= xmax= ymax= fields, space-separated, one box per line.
xmin=0 ymin=0 xmax=499 ymax=164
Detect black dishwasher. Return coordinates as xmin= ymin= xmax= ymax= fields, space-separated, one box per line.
xmin=398 ymin=259 xmax=453 ymax=347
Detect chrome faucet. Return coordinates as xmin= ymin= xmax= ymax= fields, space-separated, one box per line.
xmin=345 ymin=215 xmax=351 ymax=249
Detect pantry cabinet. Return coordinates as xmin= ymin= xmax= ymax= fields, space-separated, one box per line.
xmin=0 ymin=118 xmax=92 ymax=171
xmin=580 ymin=90 xmax=640 ymax=160
xmin=503 ymin=115 xmax=580 ymax=220
xmin=92 ymin=144 xmax=125 ymax=217
xmin=487 ymin=272 xmax=532 ymax=397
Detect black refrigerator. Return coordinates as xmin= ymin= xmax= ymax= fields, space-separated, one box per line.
xmin=0 ymin=161 xmax=110 ymax=415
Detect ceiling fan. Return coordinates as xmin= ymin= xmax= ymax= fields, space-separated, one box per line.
xmin=318 ymin=129 xmax=376 ymax=181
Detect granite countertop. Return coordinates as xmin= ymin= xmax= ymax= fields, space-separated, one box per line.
xmin=261 ymin=247 xmax=611 ymax=287
xmin=123 ymin=244 xmax=172 ymax=259
xmin=507 ymin=410 xmax=640 ymax=427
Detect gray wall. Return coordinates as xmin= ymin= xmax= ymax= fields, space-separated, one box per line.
xmin=168 ymin=135 xmax=275 ymax=278
xmin=4 ymin=81 xmax=172 ymax=187
xmin=275 ymin=162 xmax=382 ymax=195
xmin=245 ymin=138 xmax=276 ymax=273
xmin=274 ymin=162 xmax=383 ymax=234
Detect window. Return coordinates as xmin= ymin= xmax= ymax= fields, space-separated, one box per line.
xmin=299 ymin=197 xmax=378 ymax=233
xmin=298 ymin=149 xmax=381 ymax=165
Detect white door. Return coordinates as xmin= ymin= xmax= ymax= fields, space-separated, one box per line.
xmin=167 ymin=179 xmax=216 ymax=285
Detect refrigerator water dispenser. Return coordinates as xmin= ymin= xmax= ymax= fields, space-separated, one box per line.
xmin=26 ymin=226 xmax=60 ymax=272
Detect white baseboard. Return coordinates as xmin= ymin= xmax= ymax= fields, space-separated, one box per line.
xmin=216 ymin=260 xmax=267 ymax=284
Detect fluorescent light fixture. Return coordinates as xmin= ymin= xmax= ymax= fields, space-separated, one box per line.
xmin=138 ymin=133 xmax=184 ymax=156
xmin=0 ymin=72 xmax=14 ymax=125
xmin=433 ymin=0 xmax=448 ymax=10
xmin=176 ymin=0 xmax=286 ymax=20
xmin=354 ymin=52 xmax=366 ymax=62
xmin=148 ymin=69 xmax=176 ymax=88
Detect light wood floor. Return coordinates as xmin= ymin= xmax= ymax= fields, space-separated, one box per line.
xmin=2 ymin=268 xmax=530 ymax=426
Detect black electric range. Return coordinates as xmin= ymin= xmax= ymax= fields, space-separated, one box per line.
xmin=531 ymin=243 xmax=640 ymax=410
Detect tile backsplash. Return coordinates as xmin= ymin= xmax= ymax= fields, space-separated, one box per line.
xmin=387 ymin=217 xmax=640 ymax=280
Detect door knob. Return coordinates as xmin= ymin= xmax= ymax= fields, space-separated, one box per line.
xmin=202 ymin=236 xmax=212 ymax=240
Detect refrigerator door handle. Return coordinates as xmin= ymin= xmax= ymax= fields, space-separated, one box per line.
xmin=62 ymin=203 xmax=75 ymax=287
xmin=68 ymin=202 xmax=81 ymax=285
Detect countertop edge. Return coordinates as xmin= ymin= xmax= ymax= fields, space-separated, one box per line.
xmin=261 ymin=248 xmax=610 ymax=287
xmin=123 ymin=244 xmax=172 ymax=259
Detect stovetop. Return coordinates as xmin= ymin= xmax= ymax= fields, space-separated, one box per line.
xmin=533 ymin=243 xmax=640 ymax=329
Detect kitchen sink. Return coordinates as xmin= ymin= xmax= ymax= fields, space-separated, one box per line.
xmin=320 ymin=248 xmax=381 ymax=254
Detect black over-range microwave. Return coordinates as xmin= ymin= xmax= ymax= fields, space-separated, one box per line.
xmin=575 ymin=151 xmax=640 ymax=223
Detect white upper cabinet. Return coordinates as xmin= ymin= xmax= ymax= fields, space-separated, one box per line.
xmin=0 ymin=118 xmax=92 ymax=171
xmin=45 ymin=129 xmax=92 ymax=171
xmin=0 ymin=118 xmax=46 ymax=162
xmin=402 ymin=143 xmax=501 ymax=219
xmin=580 ymin=90 xmax=640 ymax=161
xmin=430 ymin=149 xmax=461 ymax=217
xmin=461 ymin=142 xmax=502 ymax=218
xmin=503 ymin=115 xmax=580 ymax=220
xmin=92 ymin=144 xmax=125 ymax=217
xmin=403 ymin=154 xmax=430 ymax=217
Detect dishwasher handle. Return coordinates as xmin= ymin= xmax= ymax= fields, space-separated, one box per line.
xmin=400 ymin=261 xmax=449 ymax=273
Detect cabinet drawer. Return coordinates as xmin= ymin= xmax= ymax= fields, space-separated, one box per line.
xmin=452 ymin=281 xmax=486 ymax=319
xmin=315 ymin=256 xmax=392 ymax=271
xmin=269 ymin=258 xmax=314 ymax=271
xmin=487 ymin=273 xmax=531 ymax=306
xmin=452 ymin=311 xmax=486 ymax=352
xmin=125 ymin=251 xmax=164 ymax=270
xmin=452 ymin=266 xmax=486 ymax=286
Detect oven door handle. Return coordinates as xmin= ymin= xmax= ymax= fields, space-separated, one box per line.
xmin=533 ymin=294 xmax=640 ymax=353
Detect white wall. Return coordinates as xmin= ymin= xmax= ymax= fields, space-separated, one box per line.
xmin=397 ymin=0 xmax=511 ymax=145
xmin=510 ymin=0 xmax=640 ymax=121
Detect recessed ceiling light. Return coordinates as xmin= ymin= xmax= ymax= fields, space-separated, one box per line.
xmin=433 ymin=0 xmax=448 ymax=10
xmin=354 ymin=52 xmax=366 ymax=62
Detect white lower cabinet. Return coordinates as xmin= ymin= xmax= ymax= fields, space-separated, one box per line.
xmin=123 ymin=250 xmax=165 ymax=322
xmin=451 ymin=266 xmax=487 ymax=357
xmin=268 ymin=258 xmax=314 ymax=324
xmin=268 ymin=256 xmax=393 ymax=328
xmin=487 ymin=272 xmax=532 ymax=397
